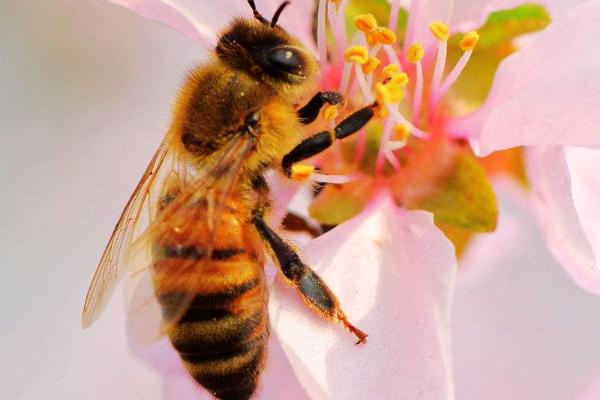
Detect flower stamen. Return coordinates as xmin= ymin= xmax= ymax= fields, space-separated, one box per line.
xmin=406 ymin=42 xmax=425 ymax=123
xmin=432 ymin=31 xmax=479 ymax=110
xmin=429 ymin=21 xmax=450 ymax=104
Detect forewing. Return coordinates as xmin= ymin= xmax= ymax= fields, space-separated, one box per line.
xmin=81 ymin=140 xmax=185 ymax=328
xmin=123 ymin=137 xmax=256 ymax=345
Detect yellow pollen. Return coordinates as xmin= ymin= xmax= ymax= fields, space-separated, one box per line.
xmin=375 ymin=27 xmax=397 ymax=45
xmin=393 ymin=124 xmax=410 ymax=141
xmin=460 ymin=31 xmax=480 ymax=51
xmin=375 ymin=82 xmax=392 ymax=104
xmin=322 ymin=104 xmax=339 ymax=120
xmin=389 ymin=72 xmax=409 ymax=87
xmin=366 ymin=31 xmax=378 ymax=47
xmin=383 ymin=64 xmax=401 ymax=79
xmin=361 ymin=56 xmax=381 ymax=74
xmin=344 ymin=45 xmax=369 ymax=64
xmin=376 ymin=82 xmax=404 ymax=104
xmin=354 ymin=14 xmax=378 ymax=33
xmin=429 ymin=21 xmax=449 ymax=41
xmin=406 ymin=43 xmax=425 ymax=64
xmin=290 ymin=164 xmax=315 ymax=181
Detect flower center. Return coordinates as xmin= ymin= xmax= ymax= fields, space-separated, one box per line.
xmin=311 ymin=0 xmax=480 ymax=177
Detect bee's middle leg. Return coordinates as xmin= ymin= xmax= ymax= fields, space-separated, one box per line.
xmin=252 ymin=213 xmax=367 ymax=344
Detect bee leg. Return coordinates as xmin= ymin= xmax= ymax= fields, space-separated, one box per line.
xmin=297 ymin=91 xmax=344 ymax=124
xmin=252 ymin=214 xmax=367 ymax=344
xmin=283 ymin=104 xmax=376 ymax=176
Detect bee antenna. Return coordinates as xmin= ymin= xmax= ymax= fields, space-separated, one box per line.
xmin=271 ymin=1 xmax=291 ymax=27
xmin=247 ymin=0 xmax=269 ymax=24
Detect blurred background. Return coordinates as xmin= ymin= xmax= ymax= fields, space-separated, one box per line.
xmin=2 ymin=1 xmax=600 ymax=399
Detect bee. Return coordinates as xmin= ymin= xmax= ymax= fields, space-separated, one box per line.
xmin=82 ymin=1 xmax=375 ymax=399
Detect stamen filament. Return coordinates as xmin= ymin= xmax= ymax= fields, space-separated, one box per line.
xmin=383 ymin=149 xmax=401 ymax=171
xmin=412 ymin=61 xmax=423 ymax=123
xmin=388 ymin=0 xmax=401 ymax=32
xmin=354 ymin=64 xmax=375 ymax=103
xmin=386 ymin=105 xmax=428 ymax=138
xmin=431 ymin=49 xmax=473 ymax=109
xmin=328 ymin=0 xmax=348 ymax=61
xmin=430 ymin=39 xmax=447 ymax=101
xmin=317 ymin=0 xmax=328 ymax=68
xmin=376 ymin=119 xmax=394 ymax=174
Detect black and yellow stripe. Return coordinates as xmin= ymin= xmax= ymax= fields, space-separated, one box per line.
xmin=152 ymin=197 xmax=268 ymax=400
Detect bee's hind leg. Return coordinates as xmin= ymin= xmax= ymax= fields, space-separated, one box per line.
xmin=252 ymin=213 xmax=367 ymax=344
xmin=297 ymin=91 xmax=344 ymax=124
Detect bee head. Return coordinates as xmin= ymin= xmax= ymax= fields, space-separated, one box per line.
xmin=215 ymin=1 xmax=319 ymax=100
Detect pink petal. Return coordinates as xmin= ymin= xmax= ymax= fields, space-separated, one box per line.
xmin=110 ymin=0 xmax=315 ymax=50
xmin=473 ymin=1 xmax=600 ymax=155
xmin=270 ymin=196 xmax=457 ymax=399
xmin=526 ymin=146 xmax=600 ymax=294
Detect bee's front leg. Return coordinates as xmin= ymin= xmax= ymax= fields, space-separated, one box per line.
xmin=283 ymin=103 xmax=376 ymax=176
xmin=252 ymin=213 xmax=367 ymax=344
xmin=297 ymin=91 xmax=344 ymax=124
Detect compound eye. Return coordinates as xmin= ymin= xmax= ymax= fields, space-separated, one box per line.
xmin=266 ymin=47 xmax=303 ymax=74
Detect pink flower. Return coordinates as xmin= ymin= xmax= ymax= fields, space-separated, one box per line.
xmin=103 ymin=0 xmax=600 ymax=398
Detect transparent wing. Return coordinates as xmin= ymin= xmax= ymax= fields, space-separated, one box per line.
xmin=81 ymin=140 xmax=179 ymax=328
xmin=122 ymin=136 xmax=256 ymax=345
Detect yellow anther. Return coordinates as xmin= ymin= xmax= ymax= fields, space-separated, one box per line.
xmin=354 ymin=14 xmax=378 ymax=33
xmin=344 ymin=45 xmax=369 ymax=64
xmin=366 ymin=31 xmax=378 ymax=47
xmin=361 ymin=56 xmax=381 ymax=74
xmin=376 ymin=82 xmax=404 ymax=104
xmin=406 ymin=43 xmax=425 ymax=64
xmin=375 ymin=82 xmax=392 ymax=104
xmin=383 ymin=64 xmax=401 ymax=79
xmin=322 ymin=104 xmax=339 ymax=121
xmin=389 ymin=72 xmax=409 ymax=87
xmin=429 ymin=21 xmax=449 ymax=41
xmin=460 ymin=31 xmax=479 ymax=51
xmin=375 ymin=27 xmax=397 ymax=45
xmin=291 ymin=164 xmax=315 ymax=181
xmin=393 ymin=124 xmax=411 ymax=141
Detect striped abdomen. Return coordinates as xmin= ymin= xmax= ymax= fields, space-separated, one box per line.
xmin=152 ymin=197 xmax=268 ymax=400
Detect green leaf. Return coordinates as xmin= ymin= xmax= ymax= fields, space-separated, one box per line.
xmin=416 ymin=152 xmax=498 ymax=232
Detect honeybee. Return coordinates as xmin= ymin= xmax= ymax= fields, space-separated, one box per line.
xmin=82 ymin=1 xmax=375 ymax=399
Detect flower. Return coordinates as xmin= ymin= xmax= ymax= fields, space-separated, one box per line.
xmin=105 ymin=0 xmax=600 ymax=398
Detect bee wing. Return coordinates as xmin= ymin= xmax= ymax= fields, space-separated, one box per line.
xmin=81 ymin=140 xmax=179 ymax=328
xmin=121 ymin=136 xmax=257 ymax=345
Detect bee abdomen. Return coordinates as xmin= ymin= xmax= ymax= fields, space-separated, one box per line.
xmin=156 ymin=258 xmax=268 ymax=400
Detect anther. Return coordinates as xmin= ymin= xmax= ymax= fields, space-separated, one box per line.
xmin=375 ymin=27 xmax=396 ymax=45
xmin=429 ymin=21 xmax=450 ymax=41
xmin=383 ymin=64 xmax=401 ymax=78
xmin=393 ymin=124 xmax=410 ymax=141
xmin=389 ymin=72 xmax=409 ymax=87
xmin=406 ymin=43 xmax=425 ymax=64
xmin=459 ymin=31 xmax=479 ymax=51
xmin=290 ymin=164 xmax=315 ymax=181
xmin=354 ymin=14 xmax=378 ymax=33
xmin=344 ymin=45 xmax=369 ymax=64
xmin=361 ymin=56 xmax=380 ymax=74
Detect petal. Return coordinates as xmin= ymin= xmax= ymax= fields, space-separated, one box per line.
xmin=270 ymin=196 xmax=457 ymax=399
xmin=526 ymin=146 xmax=600 ymax=294
xmin=110 ymin=0 xmax=315 ymax=49
xmin=474 ymin=1 xmax=600 ymax=155
xmin=453 ymin=189 xmax=600 ymax=399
